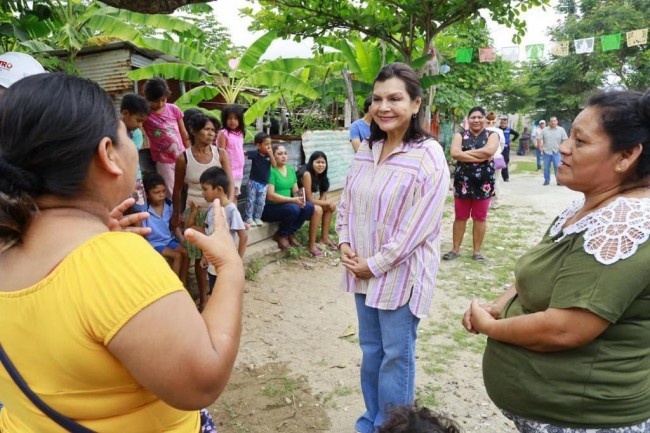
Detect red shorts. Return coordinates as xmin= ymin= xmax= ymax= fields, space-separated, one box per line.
xmin=454 ymin=197 xmax=491 ymax=222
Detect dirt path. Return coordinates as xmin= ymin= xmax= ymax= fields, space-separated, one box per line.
xmin=210 ymin=155 xmax=581 ymax=433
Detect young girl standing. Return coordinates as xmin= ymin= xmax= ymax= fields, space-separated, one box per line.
xmin=217 ymin=104 xmax=246 ymax=200
xmin=142 ymin=77 xmax=191 ymax=198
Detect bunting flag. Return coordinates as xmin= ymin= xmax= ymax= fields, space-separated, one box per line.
xmin=501 ymin=46 xmax=520 ymax=62
xmin=525 ymin=44 xmax=545 ymax=60
xmin=551 ymin=41 xmax=570 ymax=57
xmin=627 ymin=29 xmax=648 ymax=47
xmin=455 ymin=48 xmax=473 ymax=63
xmin=479 ymin=48 xmax=496 ymax=62
xmin=601 ymin=33 xmax=622 ymax=51
xmin=574 ymin=37 xmax=595 ymax=54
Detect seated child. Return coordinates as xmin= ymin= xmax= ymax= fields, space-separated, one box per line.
xmin=141 ymin=173 xmax=189 ymax=286
xmin=244 ymin=132 xmax=276 ymax=227
xmin=195 ymin=166 xmax=247 ymax=292
xmin=378 ymin=403 xmax=462 ymax=433
xmin=120 ymin=93 xmax=150 ymax=207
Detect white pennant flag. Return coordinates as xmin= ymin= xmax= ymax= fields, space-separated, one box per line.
xmin=574 ymin=37 xmax=595 ymax=54
xmin=501 ymin=46 xmax=520 ymax=62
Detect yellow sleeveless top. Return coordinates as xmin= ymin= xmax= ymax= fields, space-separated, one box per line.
xmin=0 ymin=232 xmax=199 ymax=432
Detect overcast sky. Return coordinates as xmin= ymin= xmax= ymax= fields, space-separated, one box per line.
xmin=209 ymin=0 xmax=563 ymax=61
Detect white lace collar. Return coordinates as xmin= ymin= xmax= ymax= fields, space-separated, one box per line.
xmin=549 ymin=196 xmax=650 ymax=265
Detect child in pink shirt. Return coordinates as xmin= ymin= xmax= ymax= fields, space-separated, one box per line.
xmin=142 ymin=77 xmax=190 ymax=198
xmin=217 ymin=104 xmax=245 ymax=200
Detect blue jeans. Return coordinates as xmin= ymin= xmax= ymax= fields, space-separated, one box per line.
xmin=535 ymin=147 xmax=542 ymax=170
xmin=261 ymin=201 xmax=314 ymax=236
xmin=354 ymin=294 xmax=420 ymax=433
xmin=245 ymin=180 xmax=267 ymax=221
xmin=543 ymin=152 xmax=561 ymax=184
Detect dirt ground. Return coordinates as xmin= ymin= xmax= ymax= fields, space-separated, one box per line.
xmin=209 ymin=156 xmax=581 ymax=433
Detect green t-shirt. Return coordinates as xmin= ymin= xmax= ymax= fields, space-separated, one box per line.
xmin=267 ymin=166 xmax=297 ymax=202
xmin=483 ymin=210 xmax=650 ymax=428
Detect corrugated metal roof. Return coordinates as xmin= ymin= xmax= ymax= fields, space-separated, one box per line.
xmin=301 ymin=130 xmax=354 ymax=191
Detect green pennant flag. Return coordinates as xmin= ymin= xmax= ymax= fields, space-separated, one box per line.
xmin=525 ymin=44 xmax=544 ymax=60
xmin=601 ymin=33 xmax=622 ymax=51
xmin=456 ymin=48 xmax=473 ymax=63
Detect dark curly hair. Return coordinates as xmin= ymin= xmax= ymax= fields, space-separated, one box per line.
xmin=378 ymin=404 xmax=462 ymax=433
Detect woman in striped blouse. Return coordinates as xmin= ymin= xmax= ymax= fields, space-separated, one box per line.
xmin=337 ymin=63 xmax=450 ymax=433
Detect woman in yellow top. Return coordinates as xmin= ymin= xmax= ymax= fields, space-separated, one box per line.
xmin=0 ymin=73 xmax=245 ymax=432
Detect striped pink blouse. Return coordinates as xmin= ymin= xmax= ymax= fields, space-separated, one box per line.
xmin=336 ymin=138 xmax=450 ymax=318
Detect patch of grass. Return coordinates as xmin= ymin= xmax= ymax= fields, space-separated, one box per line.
xmin=261 ymin=376 xmax=296 ymax=399
xmin=245 ymin=258 xmax=265 ymax=281
xmin=510 ymin=160 xmax=538 ymax=174
xmin=333 ymin=385 xmax=354 ymax=397
xmin=416 ymin=385 xmax=441 ymax=408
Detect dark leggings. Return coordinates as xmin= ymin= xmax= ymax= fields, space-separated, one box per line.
xmin=262 ymin=201 xmax=314 ymax=236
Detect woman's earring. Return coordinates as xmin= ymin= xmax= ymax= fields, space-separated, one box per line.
xmin=412 ymin=113 xmax=417 ymax=118
xmin=615 ymin=166 xmax=622 ymax=172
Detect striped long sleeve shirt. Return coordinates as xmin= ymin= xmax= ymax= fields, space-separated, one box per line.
xmin=336 ymin=138 xmax=450 ymax=318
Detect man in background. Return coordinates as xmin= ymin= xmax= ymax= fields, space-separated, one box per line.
xmin=539 ymin=116 xmax=568 ymax=186
xmin=498 ymin=117 xmax=519 ymax=182
xmin=349 ymin=96 xmax=373 ymax=153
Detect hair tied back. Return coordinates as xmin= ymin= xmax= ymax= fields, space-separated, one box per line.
xmin=0 ymin=156 xmax=41 ymax=197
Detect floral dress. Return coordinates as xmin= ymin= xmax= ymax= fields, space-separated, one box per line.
xmin=453 ymin=129 xmax=496 ymax=199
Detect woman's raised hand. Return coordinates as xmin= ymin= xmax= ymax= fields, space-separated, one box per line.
xmin=184 ymin=199 xmax=242 ymax=272
xmin=109 ymin=197 xmax=151 ymax=236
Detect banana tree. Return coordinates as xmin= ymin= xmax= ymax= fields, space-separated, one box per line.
xmin=127 ymin=31 xmax=319 ymax=126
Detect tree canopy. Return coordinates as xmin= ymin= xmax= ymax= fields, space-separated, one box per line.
xmin=242 ymin=0 xmax=549 ymax=62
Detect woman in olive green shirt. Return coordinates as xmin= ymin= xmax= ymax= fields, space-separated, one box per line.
xmin=463 ymin=89 xmax=650 ymax=432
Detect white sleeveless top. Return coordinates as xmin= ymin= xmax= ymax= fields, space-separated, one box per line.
xmin=184 ymin=145 xmax=222 ymax=210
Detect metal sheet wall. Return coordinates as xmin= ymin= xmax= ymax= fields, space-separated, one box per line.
xmin=301 ymin=130 xmax=354 ymax=192
xmin=74 ymin=49 xmax=133 ymax=95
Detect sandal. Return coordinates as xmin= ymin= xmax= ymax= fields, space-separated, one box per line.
xmin=472 ymin=253 xmax=486 ymax=263
xmin=273 ymin=233 xmax=290 ymax=250
xmin=320 ymin=240 xmax=338 ymax=250
xmin=442 ymin=251 xmax=460 ymax=261
xmin=310 ymin=248 xmax=323 ymax=257
xmin=288 ymin=234 xmax=301 ymax=247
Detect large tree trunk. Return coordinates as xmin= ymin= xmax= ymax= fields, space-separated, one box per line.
xmin=101 ymin=0 xmax=208 ymax=14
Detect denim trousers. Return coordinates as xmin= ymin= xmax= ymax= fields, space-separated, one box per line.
xmin=535 ymin=147 xmax=542 ymax=170
xmin=354 ymin=294 xmax=420 ymax=433
xmin=261 ymin=201 xmax=314 ymax=236
xmin=244 ymin=180 xmax=267 ymax=221
xmin=543 ymin=152 xmax=561 ymax=183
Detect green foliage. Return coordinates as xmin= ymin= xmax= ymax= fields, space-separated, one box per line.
xmin=520 ymin=0 xmax=650 ymax=120
xmin=287 ymin=114 xmax=339 ymax=135
xmin=244 ymin=0 xmax=549 ymax=62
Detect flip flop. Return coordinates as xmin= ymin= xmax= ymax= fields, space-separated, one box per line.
xmin=310 ymin=249 xmax=323 ymax=257
xmin=442 ymin=251 xmax=460 ymax=260
xmin=472 ymin=253 xmax=486 ymax=263
xmin=320 ymin=240 xmax=338 ymax=250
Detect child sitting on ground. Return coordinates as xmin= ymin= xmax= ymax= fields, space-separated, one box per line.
xmin=244 ymin=132 xmax=276 ymax=227
xmin=191 ymin=166 xmax=247 ymax=292
xmin=378 ymin=403 xmax=462 ymax=433
xmin=120 ymin=93 xmax=150 ymax=207
xmin=141 ymin=173 xmax=189 ymax=286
